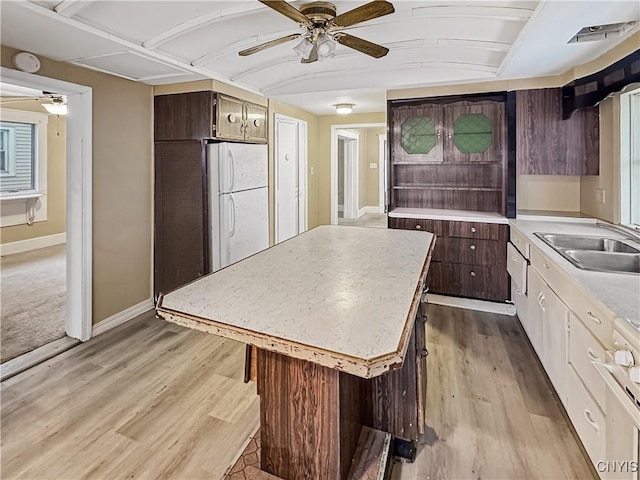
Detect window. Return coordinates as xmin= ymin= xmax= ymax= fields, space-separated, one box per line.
xmin=620 ymin=87 xmax=640 ymax=228
xmin=0 ymin=121 xmax=35 ymax=192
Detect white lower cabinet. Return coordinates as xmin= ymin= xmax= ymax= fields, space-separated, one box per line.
xmin=603 ymin=385 xmax=640 ymax=480
xmin=568 ymin=365 xmax=607 ymax=472
xmin=527 ymin=268 xmax=545 ymax=357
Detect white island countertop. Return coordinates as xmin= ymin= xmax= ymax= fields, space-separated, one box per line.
xmin=389 ymin=207 xmax=509 ymax=224
xmin=510 ymin=219 xmax=640 ymax=330
xmin=157 ymin=225 xmax=434 ymax=378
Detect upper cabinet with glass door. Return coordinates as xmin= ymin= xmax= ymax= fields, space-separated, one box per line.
xmin=391 ymin=101 xmax=505 ymax=164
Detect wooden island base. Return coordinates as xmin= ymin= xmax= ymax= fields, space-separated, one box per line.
xmin=237 ymin=314 xmax=427 ymax=480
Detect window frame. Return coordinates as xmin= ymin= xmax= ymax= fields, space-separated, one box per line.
xmin=0 ymin=125 xmax=17 ymax=177
xmin=0 ymin=108 xmax=47 ymax=199
xmin=620 ymin=86 xmax=640 ymax=229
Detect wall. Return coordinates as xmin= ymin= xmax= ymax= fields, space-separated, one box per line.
xmin=517 ymin=176 xmax=581 ymax=212
xmin=1 ymin=100 xmax=66 ymax=243
xmin=317 ymin=112 xmax=386 ymax=225
xmin=364 ymin=127 xmax=385 ymax=208
xmin=1 ymin=45 xmax=153 ymax=325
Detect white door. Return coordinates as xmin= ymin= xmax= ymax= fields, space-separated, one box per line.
xmin=219 ymin=188 xmax=269 ymax=268
xmin=276 ymin=115 xmax=307 ymax=243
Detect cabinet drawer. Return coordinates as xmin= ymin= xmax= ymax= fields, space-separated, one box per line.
xmin=428 ymin=262 xmax=506 ymax=302
xmin=448 ymin=221 xmax=501 ymax=239
xmin=388 ymin=217 xmax=446 ymax=236
xmin=568 ymin=365 xmax=606 ymax=470
xmin=510 ymin=227 xmax=530 ymax=259
xmin=569 ymin=313 xmax=607 ymax=411
xmin=446 ymin=237 xmax=503 ymax=266
xmin=507 ymin=242 xmax=527 ymax=294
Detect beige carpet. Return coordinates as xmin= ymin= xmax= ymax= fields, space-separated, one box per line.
xmin=1 ymin=244 xmax=66 ymax=363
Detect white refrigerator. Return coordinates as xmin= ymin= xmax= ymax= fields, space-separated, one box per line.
xmin=208 ymin=142 xmax=269 ymax=271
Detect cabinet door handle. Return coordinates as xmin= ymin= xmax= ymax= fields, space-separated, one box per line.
xmin=511 ymin=256 xmax=517 ymax=261
xmin=537 ymin=292 xmax=546 ymax=311
xmin=470 ymin=271 xmax=476 ymax=277
xmin=470 ymin=244 xmax=476 ymax=251
xmin=586 ymin=310 xmax=602 ymax=325
xmin=436 ymin=130 xmax=441 ymax=140
xmin=421 ymin=348 xmax=429 ymax=358
xmin=253 ymin=119 xmax=260 ymax=127
xmin=587 ymin=349 xmax=600 ymax=361
xmin=584 ymin=409 xmax=600 ymax=432
xmin=515 ymin=288 xmax=521 ymax=295
xmin=227 ymin=113 xmax=236 ymax=123
xmin=415 ymin=224 xmax=421 ymax=230
xmin=447 ymin=131 xmax=452 ymax=139
xmin=543 ymin=263 xmax=550 ymax=269
xmin=471 ymin=227 xmax=476 ymax=233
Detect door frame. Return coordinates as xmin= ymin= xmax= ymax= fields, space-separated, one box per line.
xmin=0 ymin=66 xmax=93 ymax=342
xmin=336 ymin=129 xmax=359 ymax=220
xmin=378 ymin=133 xmax=387 ymax=214
xmin=274 ymin=113 xmax=308 ymax=243
xmin=330 ymin=123 xmax=385 ymax=224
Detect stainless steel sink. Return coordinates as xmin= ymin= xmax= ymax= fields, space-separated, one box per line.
xmin=564 ymin=250 xmax=640 ymax=274
xmin=534 ymin=232 xmax=640 ymax=275
xmin=537 ymin=234 xmax=640 ymax=254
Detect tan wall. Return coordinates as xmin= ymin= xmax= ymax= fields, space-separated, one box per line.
xmin=365 ymin=127 xmax=385 ymax=207
xmin=580 ymin=96 xmax=620 ymax=222
xmin=154 ymin=80 xmax=267 ymax=107
xmin=268 ymin=100 xmax=319 ymax=244
xmin=317 ymin=112 xmax=386 ymax=225
xmin=517 ymin=176 xmax=581 ymax=212
xmin=1 ymin=101 xmax=66 ymax=243
xmin=1 ymin=45 xmax=153 ymax=325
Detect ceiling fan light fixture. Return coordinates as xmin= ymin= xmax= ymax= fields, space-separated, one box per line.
xmin=293 ymin=37 xmax=314 ymax=59
xmin=316 ymin=34 xmax=336 ymax=58
xmin=335 ymin=103 xmax=354 ymax=115
xmin=42 ymin=97 xmax=67 ymax=116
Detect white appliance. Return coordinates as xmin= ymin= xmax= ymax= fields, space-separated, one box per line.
xmin=208 ymin=142 xmax=269 ymax=271
xmin=593 ymin=319 xmax=640 ymax=480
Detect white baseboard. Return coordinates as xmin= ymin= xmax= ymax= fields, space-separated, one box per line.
xmin=426 ymin=293 xmax=516 ymax=316
xmin=92 ymin=298 xmax=154 ymax=337
xmin=357 ymin=206 xmax=379 ymax=218
xmin=0 ymin=232 xmax=66 ymax=256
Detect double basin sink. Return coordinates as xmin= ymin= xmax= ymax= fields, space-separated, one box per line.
xmin=535 ymin=233 xmax=640 ymax=275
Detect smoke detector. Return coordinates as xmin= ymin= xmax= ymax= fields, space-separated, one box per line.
xmin=568 ymin=21 xmax=638 ymax=43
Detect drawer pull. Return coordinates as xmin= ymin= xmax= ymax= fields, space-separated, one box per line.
xmin=584 ymin=409 xmax=600 ymax=432
xmin=416 ymin=224 xmax=421 ymax=230
xmin=227 ymin=113 xmax=237 ymax=123
xmin=470 ymin=271 xmax=476 ymax=277
xmin=543 ymin=263 xmax=550 ymax=269
xmin=471 ymin=227 xmax=476 ymax=233
xmin=586 ymin=310 xmax=602 ymax=324
xmin=515 ymin=288 xmax=521 ymax=295
xmin=587 ymin=349 xmax=600 ymax=361
xmin=511 ymin=256 xmax=517 ymax=261
xmin=470 ymin=245 xmax=476 ymax=251
xmin=537 ymin=292 xmax=546 ymax=311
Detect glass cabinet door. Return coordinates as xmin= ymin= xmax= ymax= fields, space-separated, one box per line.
xmin=445 ymin=102 xmax=505 ymax=163
xmin=392 ymin=106 xmax=443 ymax=163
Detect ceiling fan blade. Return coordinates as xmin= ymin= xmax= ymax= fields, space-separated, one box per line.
xmin=331 ymin=1 xmax=395 ymax=28
xmin=239 ymin=33 xmax=301 ymax=56
xmin=259 ymin=1 xmax=310 ymax=24
xmin=335 ymin=33 xmax=389 ymax=58
xmin=301 ymin=44 xmax=319 ymax=64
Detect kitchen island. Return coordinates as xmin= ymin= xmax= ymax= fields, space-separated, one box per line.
xmin=156 ymin=225 xmax=434 ymax=479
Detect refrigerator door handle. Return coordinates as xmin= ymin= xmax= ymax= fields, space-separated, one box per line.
xmin=229 ymin=193 xmax=236 ymax=238
xmin=228 ymin=149 xmax=235 ymax=192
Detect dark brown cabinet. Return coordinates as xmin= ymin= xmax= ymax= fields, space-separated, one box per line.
xmin=516 ymin=88 xmax=599 ymax=175
xmin=389 ymin=217 xmax=509 ymax=302
xmin=154 ymin=141 xmax=207 ymax=298
xmin=389 ymin=98 xmax=508 ymax=216
xmin=154 ymin=91 xmax=268 ymax=144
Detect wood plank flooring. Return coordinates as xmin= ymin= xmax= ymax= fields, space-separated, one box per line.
xmin=1 ymin=304 xmax=595 ymax=480
xmin=392 ymin=304 xmax=596 ymax=480
xmin=1 ymin=311 xmax=259 ymax=480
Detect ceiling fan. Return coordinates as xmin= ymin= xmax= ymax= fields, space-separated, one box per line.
xmin=239 ymin=1 xmax=395 ymax=63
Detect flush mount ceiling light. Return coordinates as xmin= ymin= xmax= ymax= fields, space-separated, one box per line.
xmin=568 ymin=21 xmax=638 ymax=43
xmin=42 ymin=96 xmax=67 ymax=116
xmin=335 ymin=103 xmax=354 ymax=114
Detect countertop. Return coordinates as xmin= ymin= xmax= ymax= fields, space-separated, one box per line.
xmin=389 ymin=207 xmax=508 ymax=224
xmin=509 ymin=219 xmax=640 ymax=330
xmin=157 ymin=225 xmax=434 ymax=378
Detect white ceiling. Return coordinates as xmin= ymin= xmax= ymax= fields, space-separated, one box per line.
xmin=1 ymin=1 xmax=638 ymax=115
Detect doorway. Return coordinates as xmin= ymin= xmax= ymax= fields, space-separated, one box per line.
xmin=275 ymin=114 xmax=307 ymax=243
xmin=0 ymin=67 xmax=92 ymax=374
xmin=331 ymin=123 xmax=386 ymax=227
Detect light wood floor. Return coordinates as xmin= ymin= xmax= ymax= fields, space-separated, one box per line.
xmin=1 ymin=311 xmax=259 ymax=479
xmin=1 ymin=304 xmax=596 ymax=480
xmin=393 ymin=304 xmax=596 ymax=480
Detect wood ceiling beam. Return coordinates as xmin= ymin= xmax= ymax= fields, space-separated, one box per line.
xmin=142 ymin=4 xmax=268 ymax=50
